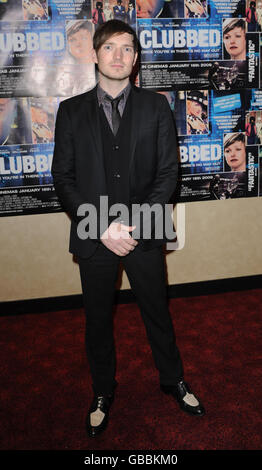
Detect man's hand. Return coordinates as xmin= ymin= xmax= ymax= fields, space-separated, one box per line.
xmin=101 ymin=222 xmax=138 ymax=256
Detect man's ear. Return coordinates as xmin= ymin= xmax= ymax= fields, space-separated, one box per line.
xmin=92 ymin=49 xmax=98 ymax=64
xmin=133 ymin=52 xmax=138 ymax=66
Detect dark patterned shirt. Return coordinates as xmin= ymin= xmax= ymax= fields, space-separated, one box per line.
xmin=97 ymin=82 xmax=131 ymax=133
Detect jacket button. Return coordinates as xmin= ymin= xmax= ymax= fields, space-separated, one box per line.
xmin=113 ymin=145 xmax=119 ymax=150
xmin=114 ymin=173 xmax=120 ymax=178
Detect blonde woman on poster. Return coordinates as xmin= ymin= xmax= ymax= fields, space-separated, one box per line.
xmin=185 ymin=0 xmax=207 ymax=18
xmin=104 ymin=1 xmax=114 ymax=20
xmin=22 ymin=0 xmax=48 ymax=20
xmin=186 ymin=91 xmax=208 ymax=135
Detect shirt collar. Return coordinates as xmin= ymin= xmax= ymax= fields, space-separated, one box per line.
xmin=97 ymin=81 xmax=131 ymax=107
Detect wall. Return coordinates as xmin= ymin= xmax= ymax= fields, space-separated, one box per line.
xmin=1 ymin=197 xmax=261 ymax=303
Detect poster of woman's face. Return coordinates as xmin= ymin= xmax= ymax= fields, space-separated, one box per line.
xmin=224 ymin=133 xmax=246 ymax=172
xmin=66 ymin=20 xmax=94 ymax=64
xmin=223 ymin=18 xmax=246 ymax=61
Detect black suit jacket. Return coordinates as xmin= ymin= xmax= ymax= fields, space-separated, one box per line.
xmin=51 ymin=85 xmax=178 ymax=259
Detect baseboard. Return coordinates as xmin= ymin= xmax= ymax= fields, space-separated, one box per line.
xmin=1 ymin=274 xmax=261 ymax=316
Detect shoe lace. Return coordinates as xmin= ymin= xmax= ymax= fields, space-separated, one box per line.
xmin=97 ymin=396 xmax=104 ymax=410
xmin=178 ymin=380 xmax=189 ymax=395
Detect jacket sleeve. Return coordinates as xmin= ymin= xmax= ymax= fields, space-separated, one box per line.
xmin=144 ymin=94 xmax=178 ymax=204
xmin=51 ymin=101 xmax=86 ymax=224
xmin=131 ymin=95 xmax=178 ymax=239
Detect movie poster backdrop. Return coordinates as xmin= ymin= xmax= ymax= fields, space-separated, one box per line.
xmin=0 ymin=0 xmax=261 ymax=215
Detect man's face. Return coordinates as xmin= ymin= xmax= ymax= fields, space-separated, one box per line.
xmin=94 ymin=33 xmax=137 ymax=82
xmin=68 ymin=29 xmax=93 ymax=60
xmin=224 ymin=140 xmax=246 ymax=171
xmin=223 ymin=27 xmax=246 ymax=60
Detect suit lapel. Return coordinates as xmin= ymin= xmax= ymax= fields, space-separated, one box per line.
xmin=85 ymin=86 xmax=103 ymax=161
xmin=129 ymin=86 xmax=142 ymax=171
xmin=84 ymin=86 xmax=107 ymax=190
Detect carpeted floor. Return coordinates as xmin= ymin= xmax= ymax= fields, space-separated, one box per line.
xmin=0 ymin=289 xmax=261 ymax=450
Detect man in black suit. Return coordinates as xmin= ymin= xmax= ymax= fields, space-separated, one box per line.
xmin=113 ymin=0 xmax=126 ymax=21
xmin=126 ymin=1 xmax=136 ymax=28
xmin=52 ymin=19 xmax=205 ymax=438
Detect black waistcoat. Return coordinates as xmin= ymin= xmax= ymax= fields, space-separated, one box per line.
xmin=99 ymin=95 xmax=132 ymax=220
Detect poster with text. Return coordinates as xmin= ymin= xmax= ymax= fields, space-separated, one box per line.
xmin=0 ymin=0 xmax=261 ymax=215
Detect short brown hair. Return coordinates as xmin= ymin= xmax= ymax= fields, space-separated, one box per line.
xmin=93 ymin=19 xmax=139 ymax=53
xmin=223 ymin=18 xmax=246 ymax=36
xmin=224 ymin=132 xmax=245 ymax=149
xmin=66 ymin=20 xmax=92 ymax=39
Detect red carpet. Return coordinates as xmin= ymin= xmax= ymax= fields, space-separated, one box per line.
xmin=0 ymin=289 xmax=261 ymax=450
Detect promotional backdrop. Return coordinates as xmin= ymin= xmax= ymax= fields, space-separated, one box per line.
xmin=0 ymin=0 xmax=261 ymax=215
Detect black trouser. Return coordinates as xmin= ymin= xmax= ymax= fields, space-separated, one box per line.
xmin=79 ymin=243 xmax=184 ymax=396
